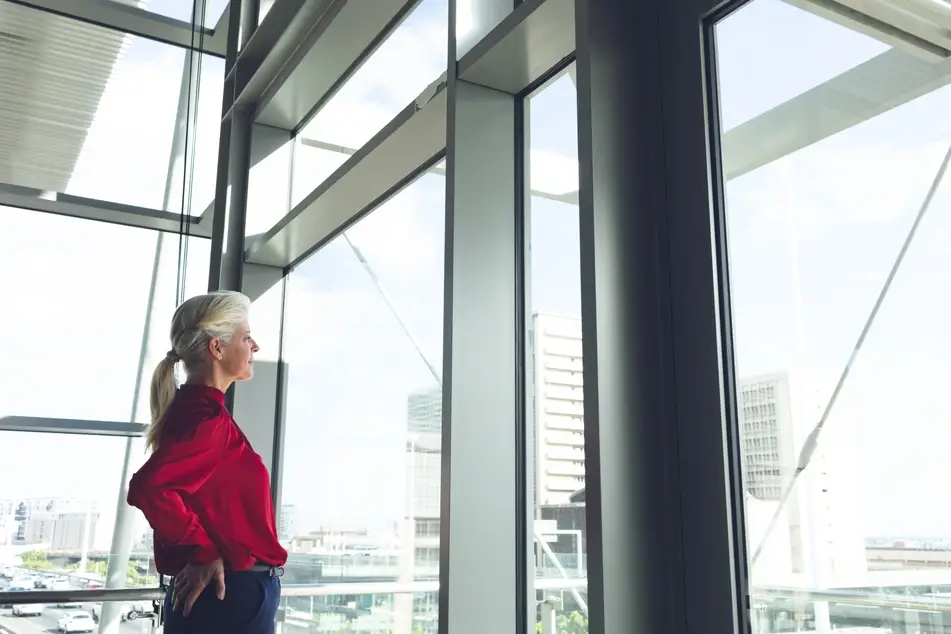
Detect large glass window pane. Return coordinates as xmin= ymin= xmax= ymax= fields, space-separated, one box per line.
xmin=0 ymin=2 xmax=222 ymax=214
xmin=714 ymin=2 xmax=951 ymax=633
xmin=0 ymin=208 xmax=208 ymax=625
xmin=291 ymin=0 xmax=447 ymax=208
xmin=525 ymin=63 xmax=587 ymax=634
xmin=278 ymin=173 xmax=444 ymax=634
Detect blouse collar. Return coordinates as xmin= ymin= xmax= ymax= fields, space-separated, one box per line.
xmin=178 ymin=383 xmax=226 ymax=404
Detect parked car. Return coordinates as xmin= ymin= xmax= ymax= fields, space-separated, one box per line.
xmin=92 ymin=601 xmax=154 ymax=622
xmin=57 ymin=611 xmax=96 ymax=632
xmin=12 ymin=601 xmax=44 ymax=617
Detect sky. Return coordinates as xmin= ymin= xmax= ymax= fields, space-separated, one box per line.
xmin=1 ymin=0 xmax=950 ymax=581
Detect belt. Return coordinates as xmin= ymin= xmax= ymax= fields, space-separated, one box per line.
xmin=244 ymin=563 xmax=284 ymax=577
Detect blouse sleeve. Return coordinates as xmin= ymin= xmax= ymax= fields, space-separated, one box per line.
xmin=127 ymin=398 xmax=229 ymax=565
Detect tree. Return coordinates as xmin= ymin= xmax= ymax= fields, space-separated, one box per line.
xmin=559 ymin=611 xmax=588 ymax=634
xmin=536 ymin=610 xmax=589 ymax=634
xmin=19 ymin=550 xmax=52 ymax=570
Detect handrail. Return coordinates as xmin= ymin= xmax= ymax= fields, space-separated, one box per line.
xmin=752 ymin=586 xmax=951 ymax=611
xmin=0 ymin=586 xmax=163 ymax=606
xmin=0 ymin=577 xmax=591 ymax=606
xmin=281 ymin=581 xmax=438 ymax=597
xmin=283 ymin=577 xmax=588 ymax=597
xmin=8 ymin=581 xmax=942 ymax=615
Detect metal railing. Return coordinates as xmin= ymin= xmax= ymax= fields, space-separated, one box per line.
xmin=10 ymin=579 xmax=941 ymax=634
xmin=0 ymin=587 xmax=164 ymax=634
xmin=0 ymin=579 xmax=586 ymax=634
xmin=752 ymin=586 xmax=951 ymax=610
xmin=0 ymin=586 xmax=163 ymax=606
xmin=0 ymin=577 xmax=587 ymax=607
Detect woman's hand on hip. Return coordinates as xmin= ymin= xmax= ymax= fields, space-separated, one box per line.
xmin=172 ymin=557 xmax=226 ymax=616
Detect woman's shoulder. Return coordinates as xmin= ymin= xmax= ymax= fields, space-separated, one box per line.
xmin=176 ymin=392 xmax=226 ymax=420
xmin=163 ymin=393 xmax=231 ymax=441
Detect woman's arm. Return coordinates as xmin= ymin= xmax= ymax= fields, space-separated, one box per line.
xmin=127 ymin=401 xmax=229 ymax=565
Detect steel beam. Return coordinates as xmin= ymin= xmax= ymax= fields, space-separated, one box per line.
xmin=0 ymin=416 xmax=147 ymax=437
xmin=557 ymin=47 xmax=951 ymax=201
xmin=0 ymin=182 xmax=211 ymax=236
xmin=242 ymin=0 xmax=421 ymax=131
xmin=8 ymin=0 xmax=226 ymax=56
xmin=245 ymin=79 xmax=448 ymax=268
xmin=458 ymin=0 xmax=573 ymax=95
xmin=721 ymin=47 xmax=951 ymax=179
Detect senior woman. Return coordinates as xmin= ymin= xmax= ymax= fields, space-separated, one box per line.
xmin=127 ymin=291 xmax=287 ymax=634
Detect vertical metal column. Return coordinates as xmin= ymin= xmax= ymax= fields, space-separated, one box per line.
xmin=575 ymin=2 xmax=748 ymax=634
xmin=575 ymin=3 xmax=684 ymax=633
xmin=660 ymin=0 xmax=752 ymax=633
xmin=439 ymin=4 xmax=524 ymax=634
xmin=208 ymin=0 xmax=259 ymax=295
xmin=207 ymin=0 xmax=260 ymax=412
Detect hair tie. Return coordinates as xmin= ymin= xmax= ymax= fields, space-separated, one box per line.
xmin=166 ymin=350 xmax=180 ymax=363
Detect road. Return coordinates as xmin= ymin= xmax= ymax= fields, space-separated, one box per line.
xmin=0 ymin=606 xmax=150 ymax=634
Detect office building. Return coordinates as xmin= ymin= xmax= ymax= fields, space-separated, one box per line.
xmin=739 ymin=372 xmax=866 ymax=579
xmin=531 ymin=313 xmax=586 ymax=506
xmin=0 ymin=498 xmax=98 ymax=549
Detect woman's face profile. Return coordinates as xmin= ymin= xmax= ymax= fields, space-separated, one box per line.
xmin=213 ymin=320 xmax=259 ymax=382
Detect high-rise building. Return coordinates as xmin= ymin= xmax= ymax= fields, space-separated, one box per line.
xmin=406 ymin=386 xmax=442 ymax=523
xmin=399 ymin=386 xmax=443 ymax=634
xmin=405 ymin=386 xmax=442 ymax=558
xmin=738 ymin=371 xmax=866 ymax=579
xmin=526 ymin=316 xmax=867 ymax=581
xmin=531 ymin=313 xmax=586 ymax=506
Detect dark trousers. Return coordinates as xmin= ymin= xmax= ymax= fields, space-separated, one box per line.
xmin=163 ymin=570 xmax=281 ymax=634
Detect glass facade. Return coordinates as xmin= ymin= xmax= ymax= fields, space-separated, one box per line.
xmin=714 ymin=3 xmax=951 ymax=634
xmin=2 ymin=0 xmax=950 ymax=634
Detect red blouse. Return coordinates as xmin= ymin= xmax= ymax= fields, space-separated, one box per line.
xmin=127 ymin=383 xmax=287 ymax=575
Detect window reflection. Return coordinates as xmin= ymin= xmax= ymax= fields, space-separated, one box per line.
xmin=715 ymin=1 xmax=951 ymax=633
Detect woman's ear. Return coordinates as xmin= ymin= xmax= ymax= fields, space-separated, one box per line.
xmin=207 ymin=337 xmax=223 ymax=361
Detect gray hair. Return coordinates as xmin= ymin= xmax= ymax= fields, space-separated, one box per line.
xmin=146 ymin=291 xmax=251 ymax=451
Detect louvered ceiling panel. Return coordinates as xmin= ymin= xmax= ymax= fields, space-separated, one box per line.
xmin=0 ymin=1 xmax=138 ymax=192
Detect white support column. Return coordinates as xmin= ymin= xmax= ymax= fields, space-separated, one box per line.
xmin=440 ymin=3 xmax=526 ymax=633
xmin=441 ymin=2 xmax=535 ymax=634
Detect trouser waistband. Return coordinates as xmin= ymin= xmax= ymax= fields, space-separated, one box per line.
xmin=242 ymin=563 xmax=284 ymax=577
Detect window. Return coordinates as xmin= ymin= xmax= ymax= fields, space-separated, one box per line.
xmin=0 ymin=3 xmax=222 ymax=214
xmin=0 ymin=208 xmax=208 ymax=592
xmin=291 ymin=0 xmax=448 ymax=209
xmin=278 ymin=172 xmax=445 ymax=634
xmin=714 ymin=1 xmax=951 ymax=632
xmin=525 ymin=62 xmax=587 ymax=634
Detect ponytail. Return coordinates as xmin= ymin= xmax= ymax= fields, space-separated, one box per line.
xmin=146 ymin=355 xmax=179 ymax=452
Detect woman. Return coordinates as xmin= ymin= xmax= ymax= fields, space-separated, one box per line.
xmin=127 ymin=291 xmax=287 ymax=634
